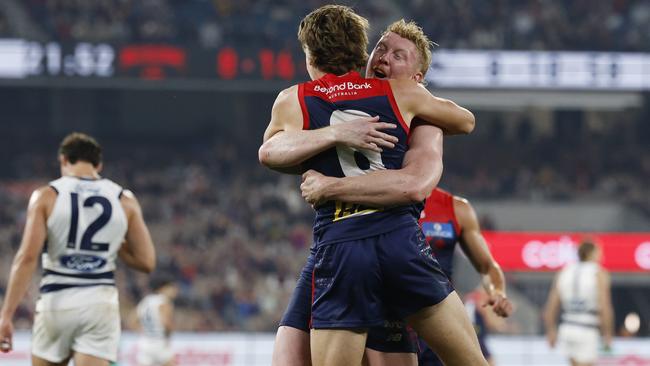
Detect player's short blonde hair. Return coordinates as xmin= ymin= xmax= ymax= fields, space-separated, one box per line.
xmin=298 ymin=5 xmax=369 ymax=75
xmin=382 ymin=20 xmax=434 ymax=76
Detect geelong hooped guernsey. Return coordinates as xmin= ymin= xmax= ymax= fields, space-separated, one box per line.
xmin=419 ymin=188 xmax=461 ymax=278
xmin=299 ymin=71 xmax=421 ymax=246
xmin=557 ymin=262 xmax=601 ymax=328
xmin=137 ymin=294 xmax=168 ymax=339
xmin=37 ymin=176 xmax=127 ymax=311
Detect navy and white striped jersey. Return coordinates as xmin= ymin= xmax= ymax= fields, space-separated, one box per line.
xmin=36 ymin=176 xmax=127 ymax=310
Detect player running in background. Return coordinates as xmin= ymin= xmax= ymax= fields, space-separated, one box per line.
xmin=544 ymin=240 xmax=614 ymax=366
xmin=0 ymin=132 xmax=156 ymax=366
xmin=135 ymin=275 xmax=179 ymax=366
xmin=271 ymin=19 xmax=446 ymax=366
xmin=260 ymin=5 xmax=487 ymax=366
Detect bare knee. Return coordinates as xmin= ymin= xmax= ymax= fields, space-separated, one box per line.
xmin=273 ymin=326 xmax=311 ymax=366
xmin=311 ymin=329 xmax=367 ymax=366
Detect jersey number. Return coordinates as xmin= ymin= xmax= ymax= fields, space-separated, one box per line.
xmin=330 ymin=109 xmax=386 ymax=176
xmin=330 ymin=109 xmax=387 ymax=220
xmin=67 ymin=193 xmax=112 ymax=252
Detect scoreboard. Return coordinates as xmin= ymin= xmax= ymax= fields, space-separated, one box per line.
xmin=1 ymin=38 xmax=649 ymax=90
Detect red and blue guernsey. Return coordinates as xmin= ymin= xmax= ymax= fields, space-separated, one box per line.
xmin=298 ymin=71 xmax=421 ymax=246
xmin=419 ymin=188 xmax=462 ymax=278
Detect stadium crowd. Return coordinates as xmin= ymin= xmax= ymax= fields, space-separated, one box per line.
xmin=0 ymin=109 xmax=648 ymax=332
xmin=6 ymin=0 xmax=649 ymax=51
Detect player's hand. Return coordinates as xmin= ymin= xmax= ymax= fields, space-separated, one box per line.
xmin=485 ymin=291 xmax=514 ymax=317
xmin=331 ymin=116 xmax=398 ymax=152
xmin=546 ymin=330 xmax=557 ymax=348
xmin=301 ymin=170 xmax=333 ymax=205
xmin=603 ymin=335 xmax=613 ymax=351
xmin=0 ymin=317 xmax=14 ymax=353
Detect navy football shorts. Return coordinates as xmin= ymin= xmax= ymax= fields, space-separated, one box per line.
xmin=279 ymin=248 xmax=315 ymax=332
xmin=279 ymin=250 xmax=418 ymax=353
xmin=365 ymin=319 xmax=419 ymax=353
xmin=311 ymin=221 xmax=453 ymax=329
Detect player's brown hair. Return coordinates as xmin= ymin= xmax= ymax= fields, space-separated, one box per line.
xmin=382 ymin=19 xmax=434 ymax=76
xmin=59 ymin=132 xmax=103 ymax=167
xmin=298 ymin=5 xmax=369 ymax=75
xmin=577 ymin=240 xmax=598 ymax=261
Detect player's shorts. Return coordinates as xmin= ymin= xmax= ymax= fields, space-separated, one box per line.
xmin=279 ymin=248 xmax=315 ymax=332
xmin=417 ymin=338 xmax=443 ymax=366
xmin=366 ymin=319 xmax=418 ymax=353
xmin=32 ymin=302 xmax=120 ymax=363
xmin=558 ymin=322 xmax=599 ymax=363
xmin=280 ymin=249 xmax=418 ymax=353
xmin=311 ymin=221 xmax=453 ymax=329
xmin=136 ymin=338 xmax=175 ymax=366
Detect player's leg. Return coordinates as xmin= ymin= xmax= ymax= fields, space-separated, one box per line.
xmin=71 ymin=303 xmax=120 ymax=366
xmin=273 ymin=250 xmax=316 ymax=366
xmin=570 ymin=360 xmax=594 ymax=366
xmin=378 ymin=224 xmax=488 ymax=366
xmin=311 ymin=328 xmax=367 ymax=366
xmin=310 ymin=240 xmax=385 ymax=366
xmin=559 ymin=324 xmax=598 ymax=366
xmin=31 ymin=355 xmax=71 ymax=366
xmin=406 ymin=292 xmax=488 ymax=366
xmin=72 ymin=352 xmax=111 ymax=366
xmin=31 ymin=309 xmax=74 ymax=366
xmin=364 ymin=348 xmax=416 ymax=366
xmin=363 ymin=320 xmax=418 ymax=366
xmin=273 ymin=326 xmax=311 ymax=366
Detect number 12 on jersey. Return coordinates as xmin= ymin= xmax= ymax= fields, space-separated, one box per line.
xmin=67 ymin=192 xmax=113 ymax=252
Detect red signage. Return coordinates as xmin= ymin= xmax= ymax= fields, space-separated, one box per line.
xmin=483 ymin=231 xmax=650 ymax=272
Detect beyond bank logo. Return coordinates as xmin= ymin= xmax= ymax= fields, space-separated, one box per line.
xmin=314 ymin=81 xmax=372 ymax=96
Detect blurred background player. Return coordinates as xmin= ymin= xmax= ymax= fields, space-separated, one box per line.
xmin=271 ymin=19 xmax=445 ymax=366
xmin=134 ymin=275 xmax=179 ymax=366
xmin=543 ymin=240 xmax=614 ymax=366
xmin=0 ymin=132 xmax=156 ymax=366
xmin=418 ymin=188 xmax=513 ymax=365
xmin=463 ymin=287 xmax=511 ymax=366
xmin=260 ymin=5 xmax=486 ymax=366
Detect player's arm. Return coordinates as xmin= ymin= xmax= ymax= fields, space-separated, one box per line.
xmin=119 ymin=190 xmax=156 ymax=273
xmin=597 ymin=268 xmax=614 ymax=348
xmin=0 ymin=186 xmax=54 ymax=353
xmin=390 ymin=79 xmax=475 ymax=135
xmin=127 ymin=307 xmax=141 ymax=331
xmin=543 ymin=274 xmax=561 ymax=348
xmin=258 ymin=86 xmax=399 ymax=172
xmin=455 ymin=197 xmax=513 ymax=318
xmin=300 ymin=123 xmax=443 ymax=206
xmin=159 ymin=301 xmax=174 ymax=338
